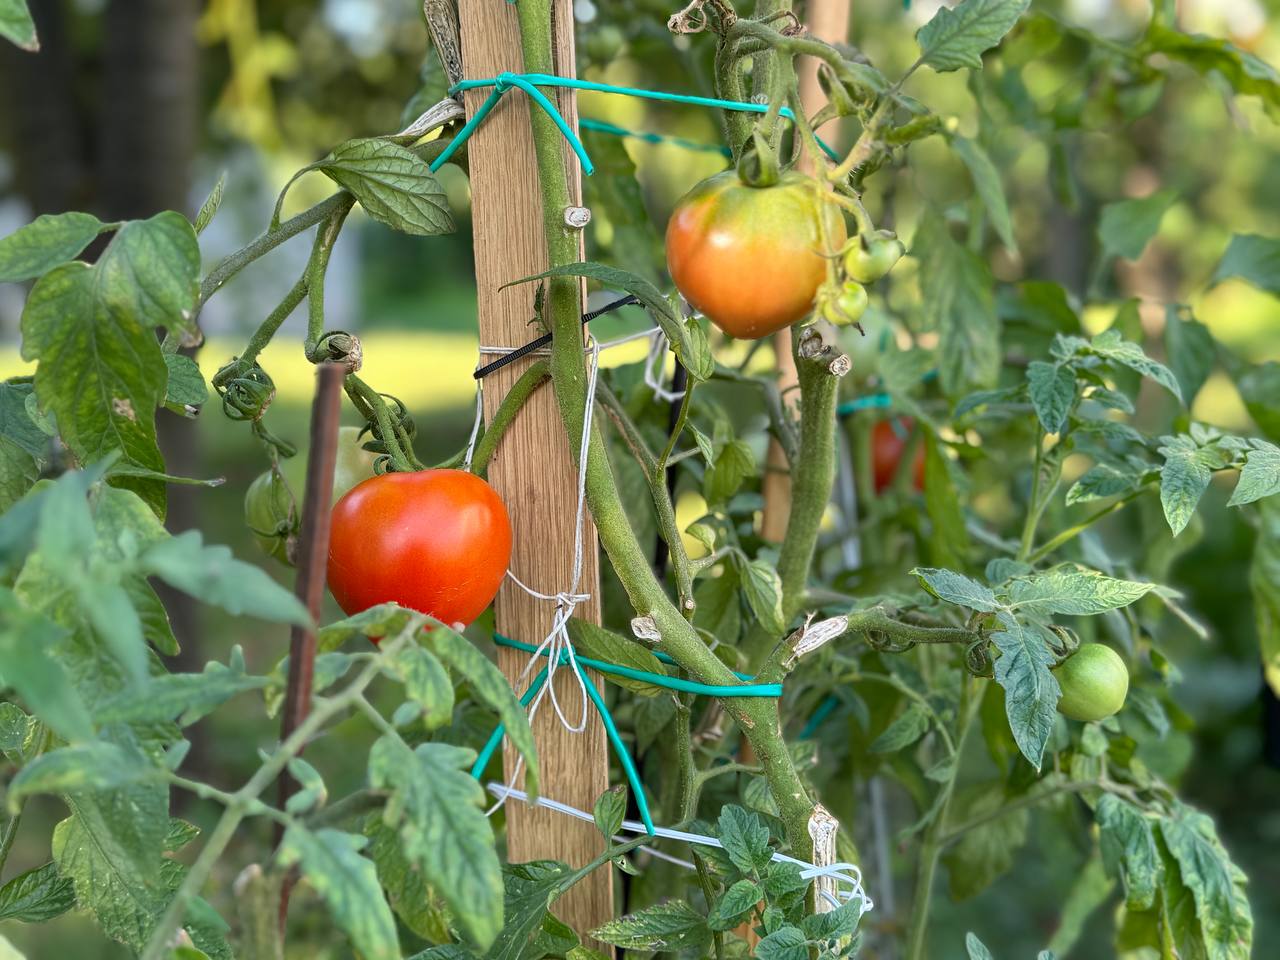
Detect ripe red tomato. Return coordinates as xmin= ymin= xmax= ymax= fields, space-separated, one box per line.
xmin=328 ymin=469 xmax=512 ymax=627
xmin=872 ymin=418 xmax=925 ymax=494
xmin=665 ymin=170 xmax=846 ymax=340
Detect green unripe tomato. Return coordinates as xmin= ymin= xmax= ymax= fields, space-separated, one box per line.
xmin=332 ymin=426 xmax=378 ymax=504
xmin=245 ymin=468 xmax=298 ymax=565
xmin=821 ymin=281 xmax=869 ymax=327
xmin=1052 ymin=643 xmax=1130 ymax=721
xmin=844 ymin=233 xmax=905 ymax=284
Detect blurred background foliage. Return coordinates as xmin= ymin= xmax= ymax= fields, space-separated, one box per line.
xmin=0 ymin=0 xmax=1277 ymax=957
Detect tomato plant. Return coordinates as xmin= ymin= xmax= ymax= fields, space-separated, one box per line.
xmin=328 ymin=469 xmax=512 ymax=627
xmin=0 ymin=1 xmax=1277 ymax=960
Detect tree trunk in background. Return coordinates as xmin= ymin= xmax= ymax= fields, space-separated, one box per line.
xmin=100 ymin=0 xmax=206 ymax=732
xmin=0 ymin=1 xmax=90 ymax=215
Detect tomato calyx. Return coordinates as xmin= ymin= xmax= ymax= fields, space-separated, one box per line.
xmin=736 ymin=129 xmax=782 ymax=188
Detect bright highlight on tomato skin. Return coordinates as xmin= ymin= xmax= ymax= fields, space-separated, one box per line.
xmin=665 ymin=170 xmax=846 ymax=340
xmin=327 ymin=468 xmax=512 ymax=630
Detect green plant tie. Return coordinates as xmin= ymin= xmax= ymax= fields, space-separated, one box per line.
xmin=470 ymin=632 xmax=783 ymax=836
xmin=432 ymin=72 xmax=841 ymax=176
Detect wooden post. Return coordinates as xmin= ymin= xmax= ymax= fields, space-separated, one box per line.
xmin=760 ymin=0 xmax=853 ymax=544
xmin=455 ymin=0 xmax=614 ymax=938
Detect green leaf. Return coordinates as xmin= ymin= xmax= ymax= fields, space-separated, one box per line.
xmin=391 ymin=644 xmax=454 ymax=729
xmin=1065 ymin=462 xmax=1150 ymax=505
xmin=913 ymin=212 xmax=999 ymax=396
xmin=965 ymin=932 xmax=994 ymax=960
xmin=923 ymin=430 xmax=970 ymax=568
xmin=318 ymin=602 xmax=419 ymax=651
xmin=704 ymin=439 xmax=755 ymax=506
xmin=1098 ymin=190 xmax=1177 ymax=262
xmin=318 ymin=138 xmax=453 ymax=235
xmin=95 ymin=651 xmax=269 ymax=727
xmin=0 ymin=438 xmax=38 ymax=512
xmin=593 ymin=785 xmax=627 ymax=840
xmin=489 ymin=860 xmax=569 ymax=960
xmin=916 ymin=0 xmax=1029 ymax=72
xmin=1227 ymin=440 xmax=1280 ymax=506
xmin=717 ymin=805 xmax=773 ymax=874
xmin=951 ymin=135 xmax=1016 ymax=251
xmin=591 ymin=900 xmax=712 ymax=952
xmin=75 ymin=580 xmax=147 ymax=683
xmin=1085 ymin=330 xmax=1183 ymax=403
xmin=755 ymin=925 xmax=809 ymax=960
xmin=96 ymin=212 xmax=201 ymax=341
xmin=193 ymin=173 xmax=225 ymax=235
xmin=870 ymin=702 xmax=931 ymax=754
xmin=1164 ymin=306 xmax=1215 ymax=406
xmin=8 ymin=741 xmax=158 ymax=808
xmin=1097 ymin=794 xmax=1163 ymax=910
xmin=741 ymin=557 xmax=786 ymax=636
xmin=991 ymin=619 xmax=1060 ymax=768
xmin=21 ymin=260 xmax=168 ymax=509
xmin=1006 ymin=568 xmax=1156 ymax=616
xmin=1158 ymin=804 xmax=1253 ymax=960
xmin=1158 ymin=434 xmax=1231 ymax=536
xmin=801 ymin=896 xmax=862 ymax=940
xmin=1211 ymin=233 xmax=1280 ymax=296
xmin=368 ymin=736 xmax=501 ymax=949
xmin=1252 ymin=497 xmax=1280 ymax=696
xmin=912 ymin=567 xmax=1001 ymax=612
xmin=566 ymin=619 xmax=667 ymax=696
xmin=0 ymin=212 xmax=104 ymax=282
xmin=0 ymin=0 xmax=37 ymax=51
xmin=708 ymin=878 xmax=763 ymax=930
xmin=366 ymin=817 xmax=453 ymax=943
xmin=0 ymin=702 xmax=36 ymax=763
xmin=0 ymin=862 xmax=75 ymax=922
xmin=0 ymin=382 xmax=50 ymax=458
xmin=430 ymin=625 xmax=538 ymax=796
xmin=1026 ymin=361 xmax=1075 ymax=434
xmin=0 ymin=587 xmax=93 ymax=742
xmin=1237 ymin=362 xmax=1280 ymax=443
xmin=139 ymin=530 xmax=311 ymax=625
xmin=277 ymin=826 xmax=400 ymax=960
xmin=52 ymin=797 xmax=172 ymax=950
xmin=163 ymin=354 xmax=208 ymax=413
xmin=1145 ymin=23 xmax=1280 ymax=119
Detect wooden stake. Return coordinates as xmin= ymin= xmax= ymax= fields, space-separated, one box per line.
xmin=455 ymin=0 xmax=613 ymax=939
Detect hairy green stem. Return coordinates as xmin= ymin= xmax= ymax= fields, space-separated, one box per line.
xmin=140 ymin=624 xmax=419 ymax=960
xmin=344 ymin=375 xmax=414 ymax=472
xmin=238 ymin=277 xmax=308 ymax=370
xmin=199 ymin=193 xmax=352 ymax=306
xmin=470 ymin=360 xmax=550 ymax=475
xmin=904 ymin=678 xmax=978 ymax=960
xmin=0 ymin=808 xmax=22 ymax=878
xmin=304 ymin=204 xmax=353 ymax=356
xmin=1029 ymin=489 xmax=1144 ymax=564
xmin=517 ymin=0 xmax=816 ymax=858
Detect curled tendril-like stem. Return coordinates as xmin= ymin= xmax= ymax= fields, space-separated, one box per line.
xmin=214 ymin=359 xmax=276 ymax=423
xmin=965 ymin=639 xmax=994 ymax=678
xmin=357 ymin=394 xmax=415 ymax=453
xmin=309 ymin=331 xmax=363 ymax=372
xmin=1046 ymin=625 xmax=1081 ymax=664
xmin=864 ymin=629 xmax=918 ymax=655
xmin=372 ymin=454 xmax=394 ymax=476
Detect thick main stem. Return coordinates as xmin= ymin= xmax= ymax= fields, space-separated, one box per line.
xmin=516 ymin=0 xmax=816 ymax=857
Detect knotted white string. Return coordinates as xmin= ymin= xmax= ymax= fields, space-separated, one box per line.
xmin=487 ymin=784 xmax=875 ymax=916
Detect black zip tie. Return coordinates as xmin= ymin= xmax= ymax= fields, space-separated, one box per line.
xmin=473 ymin=294 xmax=642 ymax=380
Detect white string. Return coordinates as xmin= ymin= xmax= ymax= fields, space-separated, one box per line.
xmin=488 ymin=784 xmax=875 ymax=916
xmin=463 ymin=379 xmax=485 ymax=470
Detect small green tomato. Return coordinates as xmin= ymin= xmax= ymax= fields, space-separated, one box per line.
xmin=844 ymin=232 xmax=905 ymax=284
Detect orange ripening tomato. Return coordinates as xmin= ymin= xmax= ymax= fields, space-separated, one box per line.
xmin=328 ymin=469 xmax=512 ymax=629
xmin=872 ymin=418 xmax=925 ymax=494
xmin=665 ymin=170 xmax=846 ymax=340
